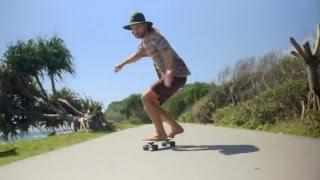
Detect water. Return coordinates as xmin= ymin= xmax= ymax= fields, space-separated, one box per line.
xmin=0 ymin=122 xmax=75 ymax=144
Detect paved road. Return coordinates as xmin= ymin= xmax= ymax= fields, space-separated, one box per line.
xmin=0 ymin=123 xmax=320 ymax=180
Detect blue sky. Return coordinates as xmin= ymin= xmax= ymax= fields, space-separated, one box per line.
xmin=0 ymin=0 xmax=319 ymax=110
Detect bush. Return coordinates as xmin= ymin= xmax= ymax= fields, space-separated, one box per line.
xmin=211 ymin=104 xmax=254 ymax=127
xmin=211 ymin=79 xmax=309 ymax=130
xmin=105 ymin=94 xmax=150 ymax=123
xmin=209 ymin=86 xmax=228 ymax=108
xmin=303 ymin=111 xmax=320 ymax=137
xmin=250 ymin=101 xmax=283 ymax=125
xmin=192 ymin=96 xmax=216 ymax=124
xmin=163 ymin=82 xmax=213 ymax=118
xmin=256 ymin=79 xmax=308 ymax=118
xmin=211 ymin=98 xmax=283 ymax=128
xmin=126 ymin=116 xmax=143 ymax=125
xmin=178 ymin=111 xmax=197 ymax=123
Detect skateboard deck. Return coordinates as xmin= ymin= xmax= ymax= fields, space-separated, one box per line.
xmin=142 ymin=138 xmax=176 ymax=151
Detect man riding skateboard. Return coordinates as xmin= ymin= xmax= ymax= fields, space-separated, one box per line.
xmin=114 ymin=12 xmax=191 ymax=141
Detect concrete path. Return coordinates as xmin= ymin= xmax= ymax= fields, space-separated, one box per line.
xmin=0 ymin=123 xmax=319 ymax=180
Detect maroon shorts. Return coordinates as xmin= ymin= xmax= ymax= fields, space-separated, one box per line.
xmin=150 ymin=76 xmax=187 ymax=105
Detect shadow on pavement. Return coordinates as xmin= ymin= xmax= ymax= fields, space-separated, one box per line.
xmin=155 ymin=144 xmax=259 ymax=155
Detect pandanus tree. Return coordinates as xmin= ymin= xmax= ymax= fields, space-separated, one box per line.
xmin=0 ymin=36 xmax=112 ymax=138
xmin=290 ymin=24 xmax=320 ymax=118
xmin=0 ymin=41 xmax=46 ymax=137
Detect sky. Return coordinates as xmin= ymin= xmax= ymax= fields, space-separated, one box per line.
xmin=0 ymin=0 xmax=319 ymax=111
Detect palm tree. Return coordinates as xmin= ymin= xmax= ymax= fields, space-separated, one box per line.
xmin=0 ymin=36 xmax=111 ymax=138
xmin=37 ymin=36 xmax=75 ymax=96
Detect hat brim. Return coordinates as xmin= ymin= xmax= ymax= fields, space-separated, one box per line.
xmin=123 ymin=21 xmax=153 ymax=30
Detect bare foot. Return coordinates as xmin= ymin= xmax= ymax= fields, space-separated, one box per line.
xmin=143 ymin=133 xmax=168 ymax=141
xmin=167 ymin=126 xmax=184 ymax=138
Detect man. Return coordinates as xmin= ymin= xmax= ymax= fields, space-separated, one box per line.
xmin=114 ymin=12 xmax=191 ymax=141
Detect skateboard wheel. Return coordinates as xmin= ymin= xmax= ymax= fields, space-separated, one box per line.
xmin=162 ymin=142 xmax=168 ymax=146
xmin=151 ymin=144 xmax=158 ymax=151
xmin=143 ymin=145 xmax=149 ymax=151
xmin=169 ymin=141 xmax=175 ymax=147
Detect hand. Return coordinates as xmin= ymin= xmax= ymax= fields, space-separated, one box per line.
xmin=114 ymin=63 xmax=124 ymax=73
xmin=164 ymin=71 xmax=174 ymax=87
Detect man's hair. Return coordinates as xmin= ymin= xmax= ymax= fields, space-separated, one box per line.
xmin=146 ymin=24 xmax=155 ymax=32
xmin=146 ymin=23 xmax=160 ymax=34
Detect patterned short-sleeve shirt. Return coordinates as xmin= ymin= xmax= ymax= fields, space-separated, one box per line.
xmin=137 ymin=31 xmax=191 ymax=78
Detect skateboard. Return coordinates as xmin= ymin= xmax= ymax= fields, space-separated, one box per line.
xmin=143 ymin=138 xmax=176 ymax=151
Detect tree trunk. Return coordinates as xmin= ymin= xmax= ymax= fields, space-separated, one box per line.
xmin=50 ymin=75 xmax=58 ymax=95
xmin=34 ymin=75 xmax=49 ymax=99
xmin=306 ymin=64 xmax=320 ymax=95
xmin=290 ymin=24 xmax=320 ymax=114
xmin=305 ymin=61 xmax=320 ymax=111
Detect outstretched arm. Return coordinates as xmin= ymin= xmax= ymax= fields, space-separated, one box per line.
xmin=114 ymin=46 xmax=148 ymax=73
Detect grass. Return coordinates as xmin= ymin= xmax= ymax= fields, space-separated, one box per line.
xmin=261 ymin=120 xmax=320 ymax=138
xmin=0 ymin=131 xmax=110 ymax=166
xmin=0 ymin=121 xmax=144 ymax=167
xmin=212 ymin=119 xmax=320 ymax=138
xmin=114 ymin=121 xmax=143 ymax=131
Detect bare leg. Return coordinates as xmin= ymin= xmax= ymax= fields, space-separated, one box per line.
xmin=143 ymin=89 xmax=184 ymax=138
xmin=148 ymin=98 xmax=184 ymax=138
xmin=141 ymin=91 xmax=168 ymax=141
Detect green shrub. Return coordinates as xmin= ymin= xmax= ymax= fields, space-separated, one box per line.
xmin=249 ymin=100 xmax=283 ymax=125
xmin=105 ymin=94 xmax=150 ymax=123
xmin=211 ymin=104 xmax=253 ymax=127
xmin=211 ymin=99 xmax=282 ymax=128
xmin=126 ymin=116 xmax=143 ymax=125
xmin=163 ymin=82 xmax=213 ymax=118
xmin=178 ymin=111 xmax=196 ymax=123
xmin=256 ymin=79 xmax=308 ymax=118
xmin=303 ymin=111 xmax=320 ymax=137
xmin=192 ymin=96 xmax=216 ymax=124
xmin=209 ymin=86 xmax=228 ymax=108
